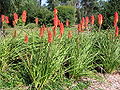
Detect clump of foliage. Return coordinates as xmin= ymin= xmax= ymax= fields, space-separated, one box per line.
xmin=56 ymin=5 xmax=76 ymax=25
xmin=0 ymin=27 xmax=120 ymax=89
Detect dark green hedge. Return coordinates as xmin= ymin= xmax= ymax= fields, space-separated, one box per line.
xmin=56 ymin=5 xmax=76 ymax=25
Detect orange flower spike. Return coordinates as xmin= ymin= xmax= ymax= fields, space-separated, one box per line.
xmin=58 ymin=19 xmax=61 ymax=26
xmin=53 ymin=8 xmax=58 ymax=15
xmin=66 ymin=19 xmax=69 ymax=27
xmin=42 ymin=24 xmax=46 ymax=31
xmin=13 ymin=13 xmax=18 ymax=23
xmin=48 ymin=30 xmax=53 ymax=43
xmin=1 ymin=15 xmax=5 ymax=22
xmin=60 ymin=22 xmax=64 ymax=36
xmin=22 ymin=10 xmax=27 ymax=17
xmin=114 ymin=12 xmax=119 ymax=27
xmin=80 ymin=17 xmax=85 ymax=31
xmin=68 ymin=31 xmax=72 ymax=38
xmin=81 ymin=17 xmax=85 ymax=25
xmin=35 ymin=18 xmax=39 ymax=25
xmin=22 ymin=10 xmax=27 ymax=23
xmin=52 ymin=26 xmax=57 ymax=37
xmin=98 ymin=14 xmax=103 ymax=25
xmin=115 ymin=26 xmax=119 ymax=37
xmin=5 ymin=16 xmax=9 ymax=23
xmin=91 ymin=15 xmax=95 ymax=25
xmin=24 ymin=34 xmax=28 ymax=43
xmin=53 ymin=14 xmax=58 ymax=27
xmin=78 ymin=24 xmax=82 ymax=32
xmin=85 ymin=17 xmax=89 ymax=28
xmin=39 ymin=27 xmax=44 ymax=37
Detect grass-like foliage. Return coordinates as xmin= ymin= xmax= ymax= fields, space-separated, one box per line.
xmin=0 ymin=27 xmax=120 ymax=89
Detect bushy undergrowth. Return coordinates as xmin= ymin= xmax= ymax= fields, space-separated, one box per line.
xmin=0 ymin=27 xmax=120 ymax=89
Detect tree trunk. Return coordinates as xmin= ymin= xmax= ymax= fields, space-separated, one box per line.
xmin=39 ymin=0 xmax=42 ymax=6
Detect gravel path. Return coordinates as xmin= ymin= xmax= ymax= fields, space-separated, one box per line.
xmin=83 ymin=73 xmax=120 ymax=90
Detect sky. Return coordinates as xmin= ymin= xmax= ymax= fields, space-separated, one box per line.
xmin=41 ymin=0 xmax=47 ymax=5
xmin=41 ymin=0 xmax=108 ymax=6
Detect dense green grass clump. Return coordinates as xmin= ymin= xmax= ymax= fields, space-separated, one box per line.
xmin=0 ymin=27 xmax=120 ymax=89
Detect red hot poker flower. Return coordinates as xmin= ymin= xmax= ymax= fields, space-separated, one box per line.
xmin=81 ymin=17 xmax=85 ymax=25
xmin=22 ymin=10 xmax=27 ymax=23
xmin=114 ymin=12 xmax=119 ymax=27
xmin=24 ymin=34 xmax=28 ymax=43
xmin=53 ymin=14 xmax=58 ymax=27
xmin=98 ymin=14 xmax=103 ymax=25
xmin=90 ymin=15 xmax=95 ymax=25
xmin=60 ymin=22 xmax=64 ymax=36
xmin=5 ymin=16 xmax=9 ymax=23
xmin=39 ymin=27 xmax=44 ymax=37
xmin=42 ymin=24 xmax=46 ymax=31
xmin=22 ymin=10 xmax=27 ymax=17
xmin=1 ymin=15 xmax=5 ymax=22
xmin=52 ymin=26 xmax=57 ymax=37
xmin=66 ymin=19 xmax=69 ymax=27
xmin=13 ymin=13 xmax=18 ymax=23
xmin=53 ymin=8 xmax=58 ymax=15
xmin=48 ymin=30 xmax=53 ymax=43
xmin=78 ymin=24 xmax=82 ymax=32
xmin=68 ymin=31 xmax=72 ymax=38
xmin=22 ymin=16 xmax=27 ymax=23
xmin=115 ymin=26 xmax=119 ymax=37
xmin=35 ymin=18 xmax=39 ymax=25
xmin=85 ymin=17 xmax=89 ymax=28
xmin=80 ymin=17 xmax=85 ymax=31
xmin=58 ymin=19 xmax=61 ymax=26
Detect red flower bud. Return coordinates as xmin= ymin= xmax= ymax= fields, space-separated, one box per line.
xmin=53 ymin=14 xmax=58 ymax=27
xmin=5 ymin=16 xmax=9 ymax=23
xmin=90 ymin=15 xmax=95 ymax=25
xmin=48 ymin=30 xmax=53 ymax=43
xmin=78 ymin=24 xmax=82 ymax=32
xmin=13 ymin=13 xmax=18 ymax=24
xmin=66 ymin=19 xmax=69 ymax=27
xmin=85 ymin=17 xmax=89 ymax=28
xmin=35 ymin=18 xmax=39 ymax=25
xmin=1 ymin=15 xmax=5 ymax=22
xmin=52 ymin=26 xmax=57 ymax=37
xmin=22 ymin=10 xmax=27 ymax=23
xmin=53 ymin=8 xmax=58 ymax=15
xmin=24 ymin=34 xmax=28 ymax=43
xmin=115 ymin=26 xmax=119 ymax=37
xmin=114 ymin=12 xmax=119 ymax=27
xmin=98 ymin=14 xmax=103 ymax=25
xmin=39 ymin=27 xmax=44 ymax=37
xmin=68 ymin=31 xmax=72 ymax=38
xmin=60 ymin=22 xmax=64 ymax=36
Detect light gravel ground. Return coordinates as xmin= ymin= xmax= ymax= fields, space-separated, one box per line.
xmin=83 ymin=73 xmax=120 ymax=90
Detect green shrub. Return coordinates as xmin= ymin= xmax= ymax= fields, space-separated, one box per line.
xmin=56 ymin=5 xmax=76 ymax=25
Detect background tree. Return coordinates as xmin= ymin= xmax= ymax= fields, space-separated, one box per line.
xmin=39 ymin=0 xmax=42 ymax=6
xmin=99 ymin=0 xmax=120 ymax=29
xmin=47 ymin=0 xmax=61 ymax=10
xmin=80 ymin=0 xmax=100 ymax=16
